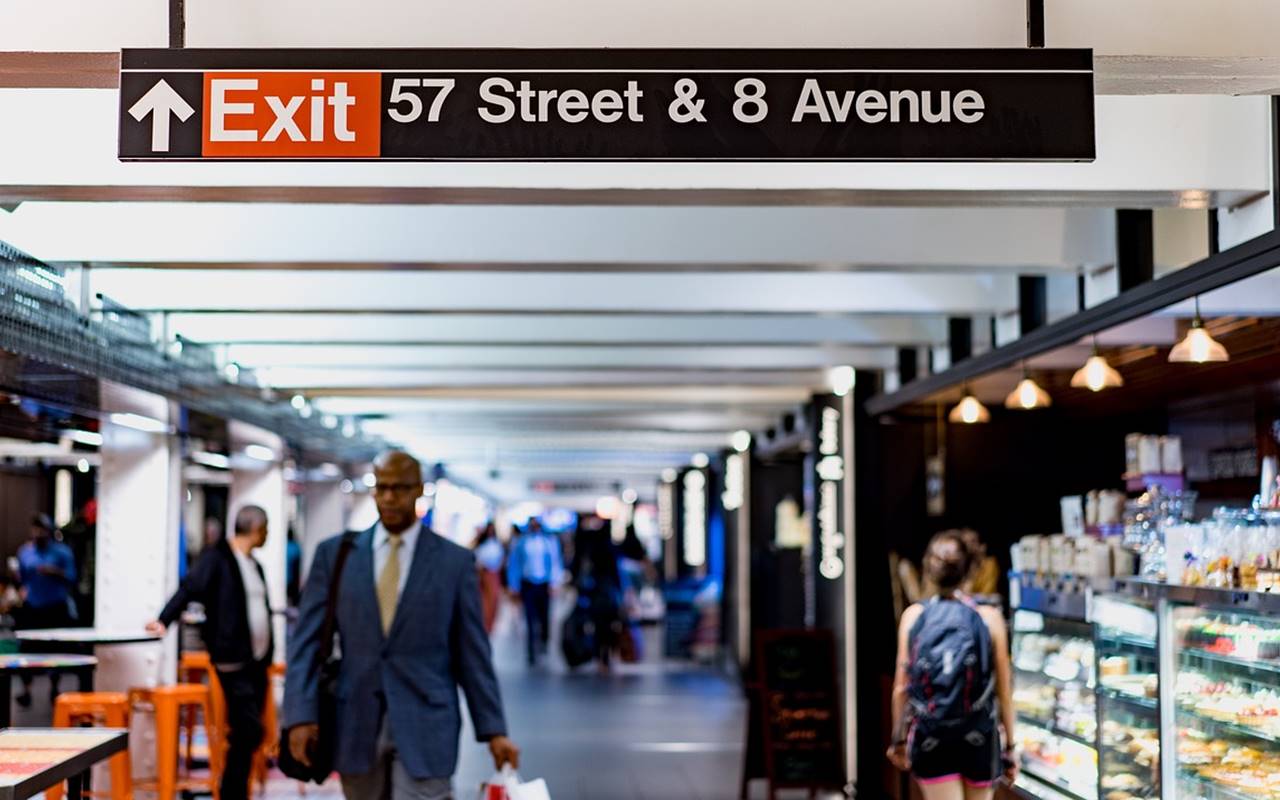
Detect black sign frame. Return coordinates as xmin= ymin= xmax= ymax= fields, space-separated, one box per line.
xmin=119 ymin=48 xmax=1095 ymax=162
xmin=742 ymin=628 xmax=846 ymax=797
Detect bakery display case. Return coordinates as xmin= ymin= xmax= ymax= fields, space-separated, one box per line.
xmin=1107 ymin=579 xmax=1280 ymax=800
xmin=1012 ymin=608 xmax=1099 ymax=800
xmin=1172 ymin=603 xmax=1280 ymax=799
xmin=1094 ymin=594 xmax=1161 ymax=800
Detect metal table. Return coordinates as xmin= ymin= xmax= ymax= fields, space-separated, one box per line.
xmin=15 ymin=630 xmax=161 ymax=652
xmin=0 ymin=656 xmax=98 ymax=729
xmin=0 ymin=728 xmax=127 ymax=800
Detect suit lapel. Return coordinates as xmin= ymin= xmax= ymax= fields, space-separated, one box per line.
xmin=345 ymin=527 xmax=381 ymax=636
xmin=387 ymin=523 xmax=441 ymax=641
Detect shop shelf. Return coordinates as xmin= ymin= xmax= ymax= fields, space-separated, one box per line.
xmin=1016 ymin=665 xmax=1095 ymax=690
xmin=1018 ymin=713 xmax=1096 ymax=750
xmin=1176 ymin=707 xmax=1280 ymax=745
xmin=1018 ymin=759 xmax=1097 ymax=800
xmin=1095 ymin=630 xmax=1157 ymax=653
xmin=1179 ymin=770 xmax=1269 ymax=800
xmin=1180 ymin=646 xmax=1280 ymax=679
xmin=1097 ymin=687 xmax=1159 ymax=713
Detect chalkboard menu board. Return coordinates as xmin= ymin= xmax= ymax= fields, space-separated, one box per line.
xmin=742 ymin=629 xmax=846 ymax=797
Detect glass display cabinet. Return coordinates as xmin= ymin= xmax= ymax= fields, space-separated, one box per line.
xmin=1094 ymin=594 xmax=1161 ymax=799
xmin=1107 ymin=578 xmax=1280 ymax=800
xmin=1170 ymin=602 xmax=1280 ymax=800
xmin=1012 ymin=609 xmax=1100 ymax=800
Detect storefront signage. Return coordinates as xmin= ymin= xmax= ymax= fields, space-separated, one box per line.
xmin=657 ymin=479 xmax=676 ymax=541
xmin=722 ymin=454 xmax=744 ymax=511
xmin=815 ymin=403 xmax=845 ymax=581
xmin=682 ymin=469 xmax=707 ymax=568
xmin=119 ymin=49 xmax=1094 ymax=161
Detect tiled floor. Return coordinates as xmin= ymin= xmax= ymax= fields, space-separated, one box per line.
xmin=265 ymin=598 xmax=750 ymax=800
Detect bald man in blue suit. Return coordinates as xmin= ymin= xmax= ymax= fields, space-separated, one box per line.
xmin=284 ymin=451 xmax=519 ymax=800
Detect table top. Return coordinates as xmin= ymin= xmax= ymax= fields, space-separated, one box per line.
xmin=0 ymin=728 xmax=128 ymax=800
xmin=0 ymin=656 xmax=97 ymax=674
xmin=15 ymin=629 xmax=160 ymax=645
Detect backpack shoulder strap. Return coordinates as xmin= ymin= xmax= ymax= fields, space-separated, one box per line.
xmin=316 ymin=530 xmax=361 ymax=665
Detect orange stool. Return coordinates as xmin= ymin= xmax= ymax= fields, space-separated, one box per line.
xmin=250 ymin=663 xmax=286 ymax=796
xmin=178 ymin=652 xmax=227 ymax=768
xmin=132 ymin=684 xmax=222 ymax=800
xmin=46 ymin=692 xmax=131 ymax=800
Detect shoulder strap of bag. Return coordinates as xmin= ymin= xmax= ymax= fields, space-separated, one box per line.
xmin=317 ymin=530 xmax=360 ymax=665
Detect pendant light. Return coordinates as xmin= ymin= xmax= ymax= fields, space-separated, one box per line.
xmin=1004 ymin=366 xmax=1051 ymax=410
xmin=1071 ymin=336 xmax=1124 ymax=392
xmin=947 ymin=387 xmax=990 ymax=424
xmin=1168 ymin=297 xmax=1229 ymax=363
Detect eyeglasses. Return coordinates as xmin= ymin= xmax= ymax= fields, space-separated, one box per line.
xmin=374 ymin=483 xmax=421 ymax=496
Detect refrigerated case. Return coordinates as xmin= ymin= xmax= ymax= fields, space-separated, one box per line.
xmin=1110 ymin=578 xmax=1280 ymax=800
xmin=1012 ymin=608 xmax=1099 ymax=800
xmin=1094 ymin=593 xmax=1162 ymax=799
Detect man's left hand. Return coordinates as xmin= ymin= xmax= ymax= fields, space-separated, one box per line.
xmin=488 ymin=736 xmax=520 ymax=770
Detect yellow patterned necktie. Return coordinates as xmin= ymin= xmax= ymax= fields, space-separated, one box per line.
xmin=377 ymin=532 xmax=403 ymax=634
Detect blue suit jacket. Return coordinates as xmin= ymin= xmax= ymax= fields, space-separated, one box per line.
xmin=283 ymin=525 xmax=507 ymax=779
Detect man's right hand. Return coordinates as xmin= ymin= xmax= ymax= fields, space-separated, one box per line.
xmin=144 ymin=621 xmax=166 ymax=636
xmin=289 ymin=724 xmax=320 ymax=767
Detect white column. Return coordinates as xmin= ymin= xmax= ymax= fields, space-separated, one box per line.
xmin=301 ymin=479 xmax=345 ymax=582
xmin=347 ymin=492 xmax=378 ymax=531
xmin=228 ymin=421 xmax=288 ymax=663
xmin=96 ymin=380 xmax=178 ymax=690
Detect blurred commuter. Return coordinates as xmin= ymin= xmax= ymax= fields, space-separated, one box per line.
xmin=203 ymin=516 xmax=224 ymax=549
xmin=147 ymin=505 xmax=273 ymax=800
xmin=284 ymin=451 xmax=518 ymax=800
xmin=17 ymin=513 xmax=78 ymax=630
xmin=571 ymin=519 xmax=623 ymax=673
xmin=960 ymin=529 xmax=1000 ymax=597
xmin=506 ymin=518 xmax=563 ymax=666
xmin=472 ymin=523 xmax=505 ymax=633
xmin=888 ymin=532 xmax=1015 ymax=800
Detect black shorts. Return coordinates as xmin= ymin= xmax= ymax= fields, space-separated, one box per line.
xmin=910 ymin=717 xmax=1001 ymax=788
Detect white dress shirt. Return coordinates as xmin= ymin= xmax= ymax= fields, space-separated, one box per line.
xmin=373 ymin=522 xmax=421 ymax=600
xmin=231 ymin=548 xmax=271 ymax=662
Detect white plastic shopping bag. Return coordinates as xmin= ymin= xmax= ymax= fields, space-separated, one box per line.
xmin=479 ymin=766 xmax=551 ymax=800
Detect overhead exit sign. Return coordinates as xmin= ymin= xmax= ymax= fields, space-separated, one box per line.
xmin=118 ymin=48 xmax=1095 ymax=162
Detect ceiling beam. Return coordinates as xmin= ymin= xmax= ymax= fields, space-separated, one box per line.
xmin=4 ymin=52 xmax=1277 ymax=95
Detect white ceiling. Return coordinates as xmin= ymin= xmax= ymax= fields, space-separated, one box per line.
xmin=1 ymin=0 xmax=1277 ymax=506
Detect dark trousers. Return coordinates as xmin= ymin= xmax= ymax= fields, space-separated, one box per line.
xmin=520 ymin=583 xmax=551 ymax=663
xmin=215 ymin=661 xmax=268 ymax=800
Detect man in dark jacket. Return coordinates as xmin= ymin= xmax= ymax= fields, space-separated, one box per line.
xmin=148 ymin=505 xmax=273 ymax=800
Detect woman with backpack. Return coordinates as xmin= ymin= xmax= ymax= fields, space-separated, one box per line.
xmin=887 ymin=531 xmax=1016 ymax=799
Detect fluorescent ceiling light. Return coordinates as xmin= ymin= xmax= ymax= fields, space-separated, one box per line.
xmin=65 ymin=430 xmax=103 ymax=447
xmin=109 ymin=412 xmax=168 ymax=434
xmin=191 ymin=451 xmax=231 ymax=469
xmin=244 ymin=444 xmax=276 ymax=462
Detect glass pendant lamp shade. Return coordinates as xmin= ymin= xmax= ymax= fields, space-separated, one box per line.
xmin=1070 ymin=354 xmax=1124 ymax=391
xmin=1168 ymin=321 xmax=1229 ymax=363
xmin=1004 ymin=377 xmax=1051 ymax=410
xmin=947 ymin=392 xmax=990 ymax=424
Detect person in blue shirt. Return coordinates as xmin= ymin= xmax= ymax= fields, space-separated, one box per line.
xmin=506 ymin=518 xmax=564 ymax=666
xmin=17 ymin=513 xmax=77 ymax=627
xmin=15 ymin=513 xmax=78 ymax=706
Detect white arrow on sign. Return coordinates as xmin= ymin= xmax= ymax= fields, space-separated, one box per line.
xmin=128 ymin=79 xmax=196 ymax=153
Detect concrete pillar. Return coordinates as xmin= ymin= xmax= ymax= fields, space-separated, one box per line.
xmin=347 ymin=492 xmax=378 ymax=531
xmin=228 ymin=421 xmax=288 ymax=662
xmin=300 ymin=479 xmax=345 ymax=582
xmin=96 ymin=380 xmax=178 ymax=689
